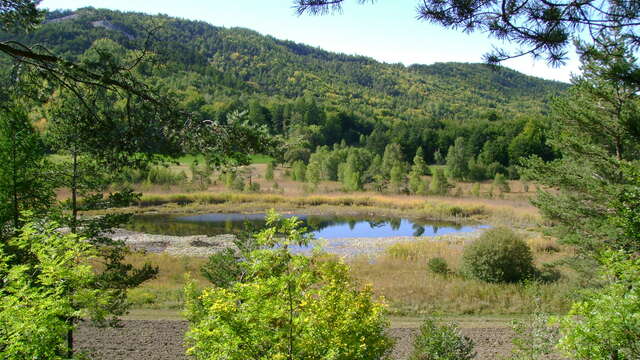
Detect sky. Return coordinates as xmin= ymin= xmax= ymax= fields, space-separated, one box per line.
xmin=40 ymin=0 xmax=580 ymax=83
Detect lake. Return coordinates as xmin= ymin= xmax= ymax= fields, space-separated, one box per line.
xmin=126 ymin=213 xmax=488 ymax=239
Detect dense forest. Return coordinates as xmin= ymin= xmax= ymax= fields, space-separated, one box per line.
xmin=0 ymin=7 xmax=566 ymax=182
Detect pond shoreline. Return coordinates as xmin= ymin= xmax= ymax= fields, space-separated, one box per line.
xmin=109 ymin=227 xmax=488 ymax=258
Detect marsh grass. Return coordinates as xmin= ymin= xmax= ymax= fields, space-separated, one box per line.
xmin=349 ymin=236 xmax=575 ymax=315
xmin=126 ymin=192 xmax=540 ymax=227
xmin=125 ymin=234 xmax=575 ymax=315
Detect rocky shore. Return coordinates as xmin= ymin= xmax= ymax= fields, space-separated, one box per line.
xmin=109 ymin=228 xmax=488 ymax=258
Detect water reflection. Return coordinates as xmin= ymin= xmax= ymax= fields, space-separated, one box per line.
xmin=126 ymin=213 xmax=486 ymax=239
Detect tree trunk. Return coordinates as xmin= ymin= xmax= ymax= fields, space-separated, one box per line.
xmin=71 ymin=151 xmax=78 ymax=233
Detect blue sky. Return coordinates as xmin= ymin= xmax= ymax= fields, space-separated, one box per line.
xmin=41 ymin=0 xmax=579 ymax=82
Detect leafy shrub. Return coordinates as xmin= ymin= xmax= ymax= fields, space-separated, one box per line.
xmin=0 ymin=221 xmax=113 ymax=359
xmin=510 ymin=307 xmax=559 ymax=359
xmin=470 ymin=183 xmax=481 ymax=197
xmin=185 ymin=212 xmax=393 ymax=360
xmin=291 ymin=160 xmax=307 ymax=181
xmin=230 ymin=176 xmax=244 ymax=191
xmin=429 ymin=168 xmax=449 ymax=195
xmin=190 ymin=161 xmax=211 ymax=190
xmin=265 ymin=161 xmax=275 ymax=181
xmin=493 ymin=173 xmax=511 ymax=193
xmin=557 ymin=251 xmax=640 ymax=360
xmin=243 ymin=181 xmax=260 ymax=193
xmin=462 ymin=227 xmax=535 ymax=283
xmin=146 ymin=166 xmax=187 ymax=185
xmin=200 ymin=248 xmax=245 ymax=288
xmin=409 ymin=318 xmax=475 ymax=360
xmin=427 ymin=257 xmax=451 ymax=276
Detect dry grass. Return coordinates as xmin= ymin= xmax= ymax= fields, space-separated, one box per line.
xmin=123 ymin=253 xmax=209 ymax=309
xmin=348 ymin=234 xmax=575 ymax=315
xmin=125 ymin=233 xmax=576 ymax=315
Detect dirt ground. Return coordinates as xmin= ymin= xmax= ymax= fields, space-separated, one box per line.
xmin=75 ymin=320 xmax=515 ymax=359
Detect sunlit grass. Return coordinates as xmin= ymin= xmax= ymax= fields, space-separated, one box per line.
xmin=348 ymin=235 xmax=575 ymax=315
xmin=126 ymin=235 xmax=575 ymax=315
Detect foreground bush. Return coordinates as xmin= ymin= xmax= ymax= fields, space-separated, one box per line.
xmin=185 ymin=211 xmax=393 ymax=360
xmin=409 ymin=318 xmax=475 ymax=360
xmin=557 ymin=251 xmax=640 ymax=360
xmin=462 ymin=227 xmax=534 ymax=283
xmin=0 ymin=221 xmax=111 ymax=359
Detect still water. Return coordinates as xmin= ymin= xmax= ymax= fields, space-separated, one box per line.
xmin=127 ymin=213 xmax=487 ymax=239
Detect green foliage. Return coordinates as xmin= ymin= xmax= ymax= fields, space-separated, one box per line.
xmin=389 ymin=164 xmax=407 ymax=193
xmin=185 ymin=211 xmax=393 ymax=360
xmin=508 ymin=119 xmax=554 ymax=164
xmin=557 ymin=251 xmax=640 ymax=360
xmin=412 ymin=147 xmax=429 ymax=176
xmin=340 ymin=148 xmax=372 ymax=191
xmin=382 ymin=143 xmax=406 ymax=180
xmin=408 ymin=169 xmax=423 ymax=194
xmin=470 ymin=183 xmax=481 ymax=197
xmin=427 ymin=257 xmax=450 ymax=276
xmin=190 ymin=160 xmax=212 ymax=190
xmin=409 ymin=318 xmax=475 ymax=360
xmin=2 ymin=7 xmax=567 ymax=184
xmin=265 ymin=161 xmax=275 ymax=181
xmin=462 ymin=228 xmax=535 ymax=283
xmin=0 ymin=104 xmax=53 ymax=230
xmin=521 ymin=35 xmax=640 ymax=254
xmin=0 ymin=219 xmax=112 ymax=359
xmin=223 ymin=170 xmax=236 ymax=188
xmin=147 ymin=166 xmax=187 ymax=185
xmin=291 ymin=160 xmax=307 ymax=182
xmin=493 ymin=173 xmax=510 ymax=193
xmin=446 ymin=137 xmax=470 ymax=180
xmin=429 ymin=168 xmax=449 ymax=195
xmin=201 ymin=248 xmax=245 ymax=288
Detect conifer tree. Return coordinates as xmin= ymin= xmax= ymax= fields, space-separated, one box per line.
xmin=0 ymin=104 xmax=52 ymax=231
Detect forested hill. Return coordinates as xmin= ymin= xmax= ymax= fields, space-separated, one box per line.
xmin=2 ymin=7 xmax=566 ymax=123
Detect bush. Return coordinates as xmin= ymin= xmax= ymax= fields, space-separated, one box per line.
xmin=265 ymin=161 xmax=275 ymax=181
xmin=462 ymin=227 xmax=535 ymax=283
xmin=510 ymin=305 xmax=559 ymax=360
xmin=146 ymin=166 xmax=187 ymax=185
xmin=200 ymin=248 xmax=245 ymax=288
xmin=427 ymin=257 xmax=450 ymax=276
xmin=0 ymin=221 xmax=113 ymax=359
xmin=291 ymin=160 xmax=307 ymax=182
xmin=493 ymin=173 xmax=511 ymax=193
xmin=409 ymin=318 xmax=475 ymax=360
xmin=185 ymin=212 xmax=393 ymax=360
xmin=557 ymin=251 xmax=640 ymax=360
xmin=243 ymin=181 xmax=260 ymax=193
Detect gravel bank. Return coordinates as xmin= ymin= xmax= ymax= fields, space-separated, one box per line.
xmin=108 ymin=229 xmax=236 ymax=256
xmin=110 ymin=228 xmax=488 ymax=258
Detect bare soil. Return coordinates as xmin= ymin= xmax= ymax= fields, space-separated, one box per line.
xmin=75 ymin=320 xmax=514 ymax=359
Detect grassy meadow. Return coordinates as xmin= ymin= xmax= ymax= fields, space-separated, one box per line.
xmin=91 ymin=157 xmax=580 ymax=317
